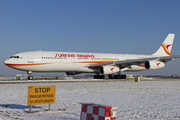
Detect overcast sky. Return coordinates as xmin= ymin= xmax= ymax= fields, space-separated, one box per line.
xmin=0 ymin=0 xmax=180 ymax=76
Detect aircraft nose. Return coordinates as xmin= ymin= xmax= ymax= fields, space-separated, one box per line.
xmin=4 ymin=59 xmax=11 ymax=66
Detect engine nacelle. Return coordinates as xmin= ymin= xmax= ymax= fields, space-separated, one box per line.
xmin=145 ymin=60 xmax=165 ymax=70
xmin=100 ymin=65 xmax=120 ymax=75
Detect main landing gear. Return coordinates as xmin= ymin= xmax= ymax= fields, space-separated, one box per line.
xmin=109 ymin=74 xmax=126 ymax=79
xmin=93 ymin=75 xmax=105 ymax=79
xmin=27 ymin=71 xmax=33 ymax=80
xmin=93 ymin=74 xmax=126 ymax=79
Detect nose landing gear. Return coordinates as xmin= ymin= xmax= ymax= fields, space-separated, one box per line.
xmin=27 ymin=71 xmax=33 ymax=80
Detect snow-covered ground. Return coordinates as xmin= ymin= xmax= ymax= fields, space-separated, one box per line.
xmin=0 ymin=79 xmax=180 ymax=120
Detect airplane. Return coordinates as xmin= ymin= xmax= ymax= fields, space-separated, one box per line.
xmin=4 ymin=33 xmax=180 ymax=80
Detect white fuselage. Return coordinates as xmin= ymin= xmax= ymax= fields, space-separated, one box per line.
xmin=4 ymin=51 xmax=159 ymax=73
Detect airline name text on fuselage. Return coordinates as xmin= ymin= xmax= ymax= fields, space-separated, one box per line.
xmin=55 ymin=54 xmax=95 ymax=58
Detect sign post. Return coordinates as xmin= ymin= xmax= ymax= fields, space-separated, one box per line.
xmin=28 ymin=86 xmax=56 ymax=112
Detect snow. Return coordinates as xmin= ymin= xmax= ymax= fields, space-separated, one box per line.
xmin=0 ymin=79 xmax=180 ymax=120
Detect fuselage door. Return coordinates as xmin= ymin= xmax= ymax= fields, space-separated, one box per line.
xmin=28 ymin=54 xmax=34 ymax=63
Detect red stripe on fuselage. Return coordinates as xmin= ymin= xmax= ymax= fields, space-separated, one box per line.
xmin=5 ymin=63 xmax=51 ymax=67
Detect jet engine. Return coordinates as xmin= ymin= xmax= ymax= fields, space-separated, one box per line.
xmin=100 ymin=65 xmax=120 ymax=75
xmin=144 ymin=60 xmax=165 ymax=70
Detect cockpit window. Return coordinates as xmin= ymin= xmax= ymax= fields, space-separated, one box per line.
xmin=10 ymin=56 xmax=20 ymax=58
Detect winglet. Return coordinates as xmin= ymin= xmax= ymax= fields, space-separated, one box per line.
xmin=152 ymin=34 xmax=175 ymax=56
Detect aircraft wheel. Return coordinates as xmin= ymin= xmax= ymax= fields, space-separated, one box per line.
xmin=122 ymin=75 xmax=127 ymax=79
xmin=108 ymin=75 xmax=113 ymax=79
xmin=93 ymin=75 xmax=105 ymax=79
xmin=28 ymin=76 xmax=33 ymax=80
xmin=114 ymin=75 xmax=120 ymax=79
xmin=93 ymin=75 xmax=97 ymax=79
xmin=100 ymin=75 xmax=105 ymax=79
xmin=94 ymin=75 xmax=100 ymax=79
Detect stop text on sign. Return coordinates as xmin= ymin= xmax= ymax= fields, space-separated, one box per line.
xmin=34 ymin=87 xmax=51 ymax=93
xmin=28 ymin=86 xmax=56 ymax=105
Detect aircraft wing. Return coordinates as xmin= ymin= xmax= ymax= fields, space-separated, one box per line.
xmin=89 ymin=55 xmax=180 ymax=68
xmin=158 ymin=55 xmax=180 ymax=62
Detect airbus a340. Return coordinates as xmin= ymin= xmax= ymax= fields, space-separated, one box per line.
xmin=4 ymin=34 xmax=180 ymax=80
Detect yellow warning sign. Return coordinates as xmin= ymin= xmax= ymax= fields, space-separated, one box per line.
xmin=28 ymin=86 xmax=56 ymax=105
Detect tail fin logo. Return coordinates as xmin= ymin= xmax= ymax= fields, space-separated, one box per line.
xmin=161 ymin=43 xmax=172 ymax=55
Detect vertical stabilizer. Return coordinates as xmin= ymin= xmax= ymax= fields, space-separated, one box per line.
xmin=152 ymin=34 xmax=175 ymax=56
